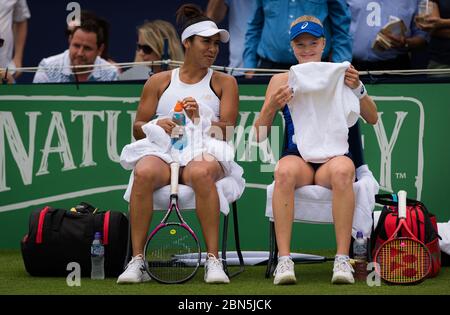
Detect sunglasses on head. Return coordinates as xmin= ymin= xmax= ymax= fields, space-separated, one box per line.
xmin=136 ymin=43 xmax=153 ymax=55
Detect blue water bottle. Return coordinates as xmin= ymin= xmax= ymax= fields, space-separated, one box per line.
xmin=171 ymin=101 xmax=187 ymax=150
xmin=91 ymin=232 xmax=105 ymax=280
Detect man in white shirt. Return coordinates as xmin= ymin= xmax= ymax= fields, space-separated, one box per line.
xmin=0 ymin=0 xmax=30 ymax=83
xmin=33 ymin=19 xmax=119 ymax=83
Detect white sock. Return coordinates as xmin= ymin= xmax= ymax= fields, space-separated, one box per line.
xmin=278 ymin=255 xmax=291 ymax=262
xmin=335 ymin=254 xmax=350 ymax=261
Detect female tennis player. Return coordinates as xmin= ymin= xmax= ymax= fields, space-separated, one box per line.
xmin=118 ymin=3 xmax=239 ymax=284
xmin=254 ymin=15 xmax=378 ymax=285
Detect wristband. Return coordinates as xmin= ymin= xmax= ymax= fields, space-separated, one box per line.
xmin=352 ymin=81 xmax=367 ymax=99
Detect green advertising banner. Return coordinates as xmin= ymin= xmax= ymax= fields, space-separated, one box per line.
xmin=1 ymin=82 xmax=449 ymax=251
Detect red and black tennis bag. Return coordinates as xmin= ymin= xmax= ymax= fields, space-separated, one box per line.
xmin=21 ymin=202 xmax=128 ymax=277
xmin=371 ymin=194 xmax=441 ymax=278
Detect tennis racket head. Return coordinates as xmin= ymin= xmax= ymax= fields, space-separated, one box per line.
xmin=374 ymin=190 xmax=432 ymax=284
xmin=144 ymin=200 xmax=201 ymax=284
xmin=375 ymin=237 xmax=432 ymax=284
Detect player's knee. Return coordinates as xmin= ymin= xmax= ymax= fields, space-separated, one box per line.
xmin=189 ymin=167 xmax=215 ymax=186
xmin=331 ymin=166 xmax=354 ymax=190
xmin=274 ymin=166 xmax=296 ymax=188
xmin=133 ymin=164 xmax=160 ymax=187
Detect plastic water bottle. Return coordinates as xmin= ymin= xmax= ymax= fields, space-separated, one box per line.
xmin=353 ymin=231 xmax=368 ymax=281
xmin=171 ymin=101 xmax=187 ymax=150
xmin=91 ymin=232 xmax=105 ymax=280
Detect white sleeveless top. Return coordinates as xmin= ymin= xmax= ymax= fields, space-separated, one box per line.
xmin=156 ymin=68 xmax=220 ymax=121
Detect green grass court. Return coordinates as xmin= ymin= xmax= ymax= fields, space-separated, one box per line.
xmin=1 ymin=249 xmax=449 ymax=295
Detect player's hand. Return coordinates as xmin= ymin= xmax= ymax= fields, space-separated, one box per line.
xmin=269 ymin=84 xmax=293 ymax=110
xmin=345 ymin=65 xmax=360 ymax=89
xmin=157 ymin=118 xmax=177 ymax=135
xmin=182 ymin=97 xmax=200 ymax=122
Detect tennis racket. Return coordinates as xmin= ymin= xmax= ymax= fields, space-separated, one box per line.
xmin=374 ymin=190 xmax=432 ymax=284
xmin=144 ymin=162 xmax=201 ymax=284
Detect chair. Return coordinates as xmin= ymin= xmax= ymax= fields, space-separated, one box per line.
xmin=264 ymin=122 xmax=379 ymax=277
xmin=123 ymin=173 xmax=245 ymax=278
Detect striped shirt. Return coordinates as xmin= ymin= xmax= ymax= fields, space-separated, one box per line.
xmin=33 ymin=50 xmax=119 ymax=83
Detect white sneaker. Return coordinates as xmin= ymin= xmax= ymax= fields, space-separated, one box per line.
xmin=117 ymin=254 xmax=151 ymax=284
xmin=331 ymin=256 xmax=355 ymax=284
xmin=204 ymin=253 xmax=230 ymax=284
xmin=273 ymin=256 xmax=296 ymax=285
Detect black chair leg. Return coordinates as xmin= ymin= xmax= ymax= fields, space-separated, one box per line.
xmin=222 ymin=213 xmax=230 ymax=276
xmin=266 ymin=221 xmax=278 ymax=278
xmin=124 ymin=211 xmax=132 ymax=270
xmin=221 ymin=201 xmax=244 ymax=278
xmin=231 ymin=201 xmax=244 ymax=277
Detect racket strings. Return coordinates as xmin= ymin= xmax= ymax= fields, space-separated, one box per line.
xmin=377 ymin=238 xmax=431 ymax=283
xmin=145 ymin=225 xmax=200 ymax=283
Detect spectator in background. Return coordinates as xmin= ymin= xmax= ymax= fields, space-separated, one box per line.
xmin=119 ymin=20 xmax=184 ymax=81
xmin=415 ymin=0 xmax=450 ymax=72
xmin=65 ymin=10 xmax=118 ymax=70
xmin=0 ymin=0 xmax=30 ymax=84
xmin=206 ymin=0 xmax=256 ymax=76
xmin=33 ymin=19 xmax=119 ymax=83
xmin=243 ymin=0 xmax=352 ymax=78
xmin=348 ymin=0 xmax=427 ymax=71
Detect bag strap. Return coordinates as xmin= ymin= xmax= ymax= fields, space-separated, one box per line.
xmin=103 ymin=211 xmax=110 ymax=245
xmin=36 ymin=206 xmax=51 ymax=244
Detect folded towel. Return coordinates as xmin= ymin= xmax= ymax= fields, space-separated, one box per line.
xmin=287 ymin=61 xmax=360 ymax=163
xmin=265 ymin=164 xmax=379 ymax=238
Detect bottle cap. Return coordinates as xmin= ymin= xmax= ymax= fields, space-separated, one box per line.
xmin=356 ymin=231 xmax=363 ymax=239
xmin=174 ymin=101 xmax=184 ymax=112
xmin=95 ymin=232 xmax=102 ymax=239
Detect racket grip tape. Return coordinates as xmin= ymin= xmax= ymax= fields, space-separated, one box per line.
xmin=398 ymin=190 xmax=407 ymax=219
xmin=170 ymin=162 xmax=180 ymax=195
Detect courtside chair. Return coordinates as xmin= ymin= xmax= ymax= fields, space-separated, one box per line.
xmin=123 ymin=174 xmax=245 ymax=279
xmin=265 ymin=122 xmax=379 ymax=277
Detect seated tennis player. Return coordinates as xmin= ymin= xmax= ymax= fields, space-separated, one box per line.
xmin=117 ymin=3 xmax=242 ymax=284
xmin=254 ymin=15 xmax=378 ymax=285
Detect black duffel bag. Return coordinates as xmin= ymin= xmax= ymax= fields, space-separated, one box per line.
xmin=21 ymin=202 xmax=128 ymax=277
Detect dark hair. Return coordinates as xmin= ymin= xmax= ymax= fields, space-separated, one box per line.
xmin=71 ymin=16 xmax=107 ymax=50
xmin=176 ymin=3 xmax=211 ymax=33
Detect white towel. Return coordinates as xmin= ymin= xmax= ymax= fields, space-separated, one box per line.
xmin=120 ymin=104 xmax=235 ymax=168
xmin=120 ymin=103 xmax=245 ymax=211
xmin=265 ymin=164 xmax=379 ymax=238
xmin=287 ymin=61 xmax=360 ymax=163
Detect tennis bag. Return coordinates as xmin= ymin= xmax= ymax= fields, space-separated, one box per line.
xmin=371 ymin=194 xmax=441 ymax=278
xmin=21 ymin=202 xmax=128 ymax=277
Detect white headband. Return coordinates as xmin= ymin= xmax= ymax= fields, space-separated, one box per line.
xmin=181 ymin=20 xmax=230 ymax=43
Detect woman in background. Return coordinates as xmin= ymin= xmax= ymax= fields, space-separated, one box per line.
xmin=120 ymin=20 xmax=184 ymax=80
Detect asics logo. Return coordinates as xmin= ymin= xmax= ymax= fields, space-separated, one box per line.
xmin=301 ymin=22 xmax=308 ymax=29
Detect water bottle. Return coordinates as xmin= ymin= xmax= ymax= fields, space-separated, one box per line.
xmin=353 ymin=231 xmax=368 ymax=281
xmin=91 ymin=232 xmax=105 ymax=280
xmin=417 ymin=0 xmax=432 ymax=23
xmin=171 ymin=101 xmax=187 ymax=150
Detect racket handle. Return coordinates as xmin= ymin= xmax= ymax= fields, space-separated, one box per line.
xmin=398 ymin=190 xmax=407 ymax=219
xmin=170 ymin=162 xmax=180 ymax=195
